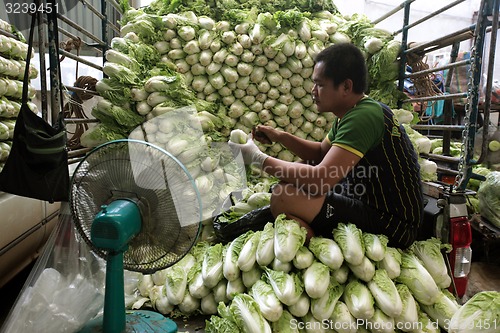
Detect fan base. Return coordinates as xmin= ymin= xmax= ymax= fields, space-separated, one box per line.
xmin=78 ymin=310 xmax=177 ymax=333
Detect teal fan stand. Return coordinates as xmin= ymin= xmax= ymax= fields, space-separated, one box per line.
xmin=69 ymin=140 xmax=202 ymax=333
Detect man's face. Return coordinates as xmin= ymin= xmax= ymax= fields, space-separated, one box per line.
xmin=311 ymin=61 xmax=342 ymax=114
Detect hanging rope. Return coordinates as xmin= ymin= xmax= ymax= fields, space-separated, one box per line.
xmin=58 ymin=36 xmax=98 ymax=149
xmin=406 ymin=42 xmax=444 ymax=121
xmin=63 ymin=76 xmax=98 ymax=149
xmin=73 ymin=75 xmax=97 ymax=101
xmin=59 ymin=36 xmax=82 ymax=78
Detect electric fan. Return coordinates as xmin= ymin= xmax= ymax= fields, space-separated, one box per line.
xmin=69 ymin=139 xmax=202 ymax=333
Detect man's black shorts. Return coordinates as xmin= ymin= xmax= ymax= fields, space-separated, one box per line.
xmin=310 ymin=192 xmax=418 ymax=248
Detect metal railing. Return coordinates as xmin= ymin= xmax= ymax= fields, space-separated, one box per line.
xmin=35 ymin=0 xmax=123 ymax=161
xmin=372 ymin=0 xmax=499 ymax=190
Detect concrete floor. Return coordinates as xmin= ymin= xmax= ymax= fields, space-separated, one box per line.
xmin=466 ymin=262 xmax=500 ymax=298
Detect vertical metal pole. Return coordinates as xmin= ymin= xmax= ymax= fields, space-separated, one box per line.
xmin=46 ymin=0 xmax=63 ymax=123
xmin=444 ymin=44 xmax=461 ymax=91
xmin=456 ymin=0 xmax=490 ymax=191
xmin=442 ymin=43 xmax=461 ymax=157
xmin=36 ymin=9 xmax=48 ymax=121
xmin=397 ymin=1 xmax=412 ymax=109
xmin=101 ymin=0 xmax=109 ymax=64
xmin=477 ymin=0 xmax=499 ymax=164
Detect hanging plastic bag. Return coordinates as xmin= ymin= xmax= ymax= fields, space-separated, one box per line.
xmin=477 ymin=171 xmax=500 ymax=228
xmin=0 ymin=1 xmax=69 ymax=203
xmin=475 ymin=123 xmax=500 ymax=164
xmin=0 ymin=203 xmax=106 ymax=333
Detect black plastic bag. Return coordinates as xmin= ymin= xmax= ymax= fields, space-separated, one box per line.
xmin=0 ymin=5 xmax=69 ymax=203
xmin=213 ymin=203 xmax=275 ymax=243
xmin=0 ymin=104 xmax=69 ymax=202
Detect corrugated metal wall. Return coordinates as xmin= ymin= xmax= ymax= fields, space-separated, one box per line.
xmin=0 ymin=0 xmax=121 ymax=55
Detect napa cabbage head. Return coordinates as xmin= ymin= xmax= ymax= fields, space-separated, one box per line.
xmin=241 ymin=264 xmax=262 ymax=289
xmin=310 ymin=277 xmax=344 ymax=321
xmin=330 ymin=300 xmax=357 ymax=333
xmin=292 ymin=245 xmax=314 ymax=270
xmin=229 ymin=128 xmax=248 ymax=144
xmin=333 ymin=223 xmax=365 ymax=265
xmin=137 ymin=274 xmax=153 ymax=297
xmin=249 ymin=279 xmax=283 ymax=322
xmin=393 ymin=108 xmax=417 ymax=125
xmin=377 ymin=247 xmax=402 ymax=279
xmin=287 ymin=291 xmax=310 ymax=318
xmin=256 ymin=222 xmax=275 ymax=267
xmin=308 ymin=236 xmax=344 ymax=270
xmin=363 ymin=233 xmax=388 ymax=262
xmin=332 ymin=263 xmax=350 ymax=285
xmin=477 ymin=171 xmax=500 ymax=228
xmin=238 ymin=231 xmax=260 ymax=272
xmin=202 ymin=243 xmax=224 ymax=289
xmin=226 ymin=277 xmax=245 ymax=301
xmin=448 ymin=291 xmax=500 ymax=333
xmin=271 ymin=257 xmax=292 ymax=273
xmin=165 ymin=265 xmax=188 ymax=305
xmin=81 ymin=123 xmax=126 ymax=148
xmin=205 ymin=315 xmax=240 ymax=333
xmin=213 ymin=278 xmax=229 ymax=305
xmin=394 ymin=283 xmax=419 ymax=331
xmin=271 ymin=310 xmax=300 ymax=333
xmin=419 ymin=158 xmax=438 ymax=182
xmin=347 ymin=256 xmax=375 ymax=282
xmin=303 ymin=261 xmax=330 ymax=299
xmin=263 ymin=267 xmax=304 ymax=306
xmin=229 ymin=293 xmax=272 ymax=333
xmin=274 ymin=214 xmax=307 ymax=263
xmin=368 ymin=39 xmax=401 ymax=82
xmin=364 ymin=36 xmax=384 ymax=54
xmin=396 ymin=251 xmax=440 ymax=305
xmin=409 ymin=237 xmax=452 ymax=288
xmin=365 ymin=307 xmax=395 ymax=333
xmin=178 ymin=290 xmax=200 ymax=315
xmin=200 ymin=293 xmax=217 ymax=316
xmin=367 ymin=269 xmax=403 ymax=318
xmin=343 ymin=278 xmax=375 ymax=320
xmin=420 ymin=289 xmax=461 ymax=330
xmin=187 ymin=261 xmax=210 ymax=299
xmin=417 ymin=308 xmax=441 ymax=333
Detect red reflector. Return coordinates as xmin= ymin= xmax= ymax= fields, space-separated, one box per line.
xmin=451 ymin=276 xmax=468 ymax=298
xmin=449 ymin=216 xmax=472 ymax=299
xmin=450 ymin=216 xmax=472 ymax=247
xmin=441 ymin=175 xmax=455 ymax=184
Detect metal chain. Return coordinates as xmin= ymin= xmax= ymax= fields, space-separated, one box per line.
xmin=454 ymin=9 xmax=484 ymax=191
xmin=454 ymin=57 xmax=473 ymax=190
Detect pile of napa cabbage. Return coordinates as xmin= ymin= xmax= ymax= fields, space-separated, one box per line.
xmin=123 ymin=218 xmax=481 ymax=333
xmin=83 ymin=2 xmax=404 ymax=162
xmin=0 ymin=19 xmax=38 ymax=172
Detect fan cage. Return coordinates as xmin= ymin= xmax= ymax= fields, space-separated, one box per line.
xmin=69 ymin=139 xmax=202 ymax=273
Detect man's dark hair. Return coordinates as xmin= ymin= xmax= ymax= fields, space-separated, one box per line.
xmin=315 ymin=43 xmax=368 ymax=94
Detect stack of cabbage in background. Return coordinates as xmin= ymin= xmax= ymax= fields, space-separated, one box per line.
xmin=0 ymin=19 xmax=38 ymax=172
xmin=125 ymin=215 xmax=499 ymax=333
xmin=82 ymin=0 xmax=406 ymax=160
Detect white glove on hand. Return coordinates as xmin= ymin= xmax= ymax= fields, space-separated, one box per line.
xmin=229 ymin=135 xmax=269 ymax=169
